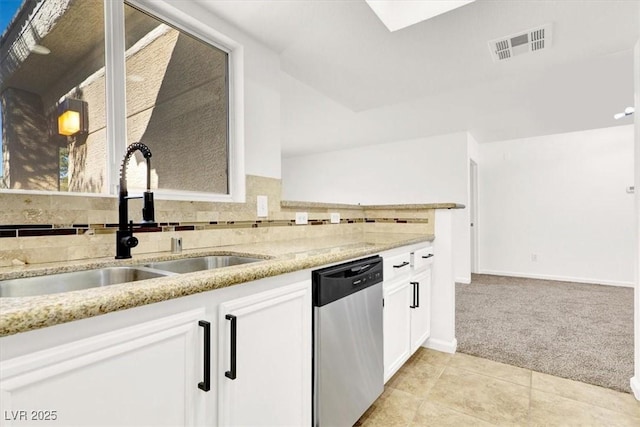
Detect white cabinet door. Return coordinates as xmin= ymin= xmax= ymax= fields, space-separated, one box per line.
xmin=410 ymin=267 xmax=432 ymax=353
xmin=218 ymin=280 xmax=312 ymax=427
xmin=0 ymin=309 xmax=209 ymax=427
xmin=383 ymin=277 xmax=412 ymax=383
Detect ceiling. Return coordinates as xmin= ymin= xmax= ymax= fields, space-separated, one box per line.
xmin=195 ymin=0 xmax=639 ymax=156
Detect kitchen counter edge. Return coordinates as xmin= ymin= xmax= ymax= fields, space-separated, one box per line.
xmin=281 ymin=201 xmax=465 ymax=210
xmin=0 ymin=234 xmax=434 ymax=337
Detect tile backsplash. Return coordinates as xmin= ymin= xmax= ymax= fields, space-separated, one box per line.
xmin=0 ymin=175 xmax=283 ymax=226
xmin=0 ymin=175 xmax=434 ymax=266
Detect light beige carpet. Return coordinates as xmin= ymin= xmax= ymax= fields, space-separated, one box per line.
xmin=456 ymin=274 xmax=634 ymax=393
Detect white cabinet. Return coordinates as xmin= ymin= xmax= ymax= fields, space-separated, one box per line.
xmin=383 ymin=244 xmax=433 ymax=382
xmin=0 ymin=309 xmax=209 ymax=427
xmin=383 ymin=277 xmax=412 ymax=382
xmin=383 ymin=250 xmax=413 ymax=382
xmin=409 ymin=268 xmax=431 ymax=353
xmin=0 ymin=268 xmax=312 ymax=427
xmin=410 ymin=246 xmax=433 ymax=353
xmin=217 ymin=280 xmax=312 ymax=427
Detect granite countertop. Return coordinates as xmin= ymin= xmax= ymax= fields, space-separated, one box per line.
xmin=280 ymin=201 xmax=465 ymax=210
xmin=0 ymin=233 xmax=434 ymax=337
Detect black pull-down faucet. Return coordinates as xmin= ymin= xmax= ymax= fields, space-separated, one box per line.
xmin=116 ymin=142 xmax=155 ymax=259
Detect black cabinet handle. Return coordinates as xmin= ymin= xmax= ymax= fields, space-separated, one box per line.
xmin=421 ymin=254 xmax=434 ymax=259
xmin=198 ymin=320 xmax=211 ymax=392
xmin=225 ymin=314 xmax=237 ymax=380
xmin=410 ymin=281 xmax=419 ymax=308
xmin=393 ymin=261 xmax=410 ymax=269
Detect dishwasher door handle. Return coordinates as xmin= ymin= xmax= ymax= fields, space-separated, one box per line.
xmin=350 ymin=264 xmax=374 ymax=274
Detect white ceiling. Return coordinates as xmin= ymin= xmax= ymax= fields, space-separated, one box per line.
xmin=194 ymin=0 xmax=639 ymax=156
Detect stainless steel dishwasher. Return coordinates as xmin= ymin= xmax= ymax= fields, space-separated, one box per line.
xmin=312 ymin=255 xmax=384 ymax=427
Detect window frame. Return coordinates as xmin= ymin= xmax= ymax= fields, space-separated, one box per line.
xmin=1 ymin=0 xmax=245 ymax=203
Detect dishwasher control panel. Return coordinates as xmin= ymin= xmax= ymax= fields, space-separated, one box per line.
xmin=312 ymin=255 xmax=383 ymax=307
xmin=352 ymin=270 xmax=382 ymax=287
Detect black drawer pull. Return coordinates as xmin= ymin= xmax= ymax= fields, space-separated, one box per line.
xmin=421 ymin=254 xmax=434 ymax=259
xmin=410 ymin=281 xmax=420 ymax=308
xmin=225 ymin=314 xmax=237 ymax=380
xmin=198 ymin=320 xmax=211 ymax=392
xmin=393 ymin=261 xmax=410 ymax=269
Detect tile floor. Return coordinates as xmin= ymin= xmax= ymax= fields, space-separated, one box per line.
xmin=355 ymin=348 xmax=640 ymax=426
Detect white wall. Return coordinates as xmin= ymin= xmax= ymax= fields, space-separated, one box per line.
xmin=282 ymin=131 xmax=473 ymax=283
xmin=281 ymin=71 xmax=478 ymax=283
xmin=283 ymin=132 xmax=468 ymax=204
xmin=243 ymin=40 xmax=281 ymax=179
xmin=478 ymin=125 xmax=635 ymax=286
xmin=168 ymin=1 xmax=282 ymax=179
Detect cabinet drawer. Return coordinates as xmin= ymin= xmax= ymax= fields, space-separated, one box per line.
xmin=383 ymin=252 xmax=412 ymax=280
xmin=412 ymin=246 xmax=434 ymax=270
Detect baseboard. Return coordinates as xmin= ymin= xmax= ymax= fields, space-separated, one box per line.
xmin=424 ymin=337 xmax=457 ymax=354
xmin=477 ymin=269 xmax=634 ymax=288
xmin=631 ymin=376 xmax=640 ymax=401
xmin=456 ymin=276 xmax=471 ymax=284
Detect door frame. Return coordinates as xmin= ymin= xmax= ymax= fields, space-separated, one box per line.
xmin=469 ymin=159 xmax=479 ymax=274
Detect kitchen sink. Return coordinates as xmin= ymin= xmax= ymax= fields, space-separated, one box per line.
xmin=143 ymin=255 xmax=263 ymax=274
xmin=0 ymin=255 xmax=264 ymax=298
xmin=0 ymin=267 xmax=173 ymax=298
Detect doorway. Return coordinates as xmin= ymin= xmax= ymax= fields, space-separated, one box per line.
xmin=469 ymin=159 xmax=478 ymax=274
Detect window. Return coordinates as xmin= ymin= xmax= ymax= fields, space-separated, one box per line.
xmin=124 ymin=3 xmax=229 ymax=195
xmin=1 ymin=0 xmax=106 ymax=192
xmin=0 ymin=0 xmax=240 ymax=200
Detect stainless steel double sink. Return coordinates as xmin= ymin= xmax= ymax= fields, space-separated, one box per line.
xmin=0 ymin=255 xmax=263 ymax=298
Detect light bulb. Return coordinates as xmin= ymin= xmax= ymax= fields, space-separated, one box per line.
xmin=31 ymin=44 xmax=50 ymax=55
xmin=614 ymin=112 xmax=625 ymax=120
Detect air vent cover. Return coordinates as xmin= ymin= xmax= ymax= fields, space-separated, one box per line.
xmin=488 ymin=23 xmax=552 ymax=62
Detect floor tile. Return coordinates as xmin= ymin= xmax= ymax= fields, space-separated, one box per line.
xmin=412 ymin=347 xmax=452 ymax=367
xmin=355 ymin=387 xmax=422 ymax=427
xmin=532 ymin=371 xmax=640 ymax=418
xmin=426 ymin=366 xmax=530 ymax=425
xmin=387 ymin=359 xmax=445 ymax=398
xmin=359 ymin=348 xmax=640 ymax=427
xmin=449 ymin=352 xmax=531 ymax=387
xmin=410 ymin=400 xmax=496 ymax=426
xmin=530 ymin=389 xmax=640 ymax=427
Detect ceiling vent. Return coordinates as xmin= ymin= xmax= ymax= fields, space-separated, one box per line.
xmin=488 ymin=24 xmax=552 ymax=62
